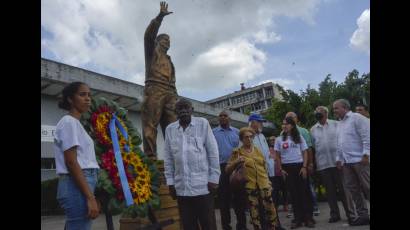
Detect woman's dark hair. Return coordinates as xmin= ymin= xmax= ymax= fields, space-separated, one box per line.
xmin=58 ymin=82 xmax=87 ymax=110
xmin=282 ymin=116 xmax=301 ymax=144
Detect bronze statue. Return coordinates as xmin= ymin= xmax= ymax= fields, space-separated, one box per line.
xmin=141 ymin=2 xmax=178 ymax=158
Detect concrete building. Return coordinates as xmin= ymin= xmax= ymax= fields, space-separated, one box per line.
xmin=41 ymin=58 xmax=275 ymax=181
xmin=206 ymin=82 xmax=283 ymax=114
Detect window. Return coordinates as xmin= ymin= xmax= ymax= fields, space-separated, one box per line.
xmin=244 ymin=94 xmax=249 ymax=102
xmin=265 ymin=88 xmax=274 ymax=97
xmin=257 ymin=90 xmax=263 ymax=99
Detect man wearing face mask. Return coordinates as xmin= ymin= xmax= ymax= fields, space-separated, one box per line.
xmin=163 ymin=98 xmax=220 ymax=230
xmin=310 ymin=106 xmax=355 ymax=224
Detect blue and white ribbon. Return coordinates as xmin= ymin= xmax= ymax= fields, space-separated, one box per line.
xmin=109 ymin=113 xmax=134 ymax=206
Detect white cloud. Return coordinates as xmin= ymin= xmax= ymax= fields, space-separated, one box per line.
xmin=350 ymin=9 xmax=370 ymax=55
xmin=180 ymin=38 xmax=266 ymax=90
xmin=253 ymin=31 xmax=282 ymax=44
xmin=41 ymin=0 xmax=321 ymax=96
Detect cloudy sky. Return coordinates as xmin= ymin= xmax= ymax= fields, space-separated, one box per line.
xmin=41 ymin=0 xmax=370 ymax=102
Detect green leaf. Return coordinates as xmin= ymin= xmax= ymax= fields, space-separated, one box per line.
xmin=108 ymin=198 xmax=125 ymax=215
xmin=97 ymin=170 xmax=116 ymax=195
xmin=94 ymin=144 xmax=105 ymax=155
xmin=117 ymin=107 xmax=127 ymax=117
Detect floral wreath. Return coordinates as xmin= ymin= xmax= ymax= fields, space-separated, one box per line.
xmin=81 ymin=97 xmax=160 ymax=217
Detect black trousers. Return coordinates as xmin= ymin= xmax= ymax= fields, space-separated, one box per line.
xmin=319 ymin=167 xmax=355 ymax=220
xmin=270 ymin=176 xmax=288 ymax=208
xmin=218 ymin=163 xmax=247 ymax=230
xmin=177 ymin=194 xmax=217 ymax=230
xmin=282 ymin=163 xmax=313 ymax=223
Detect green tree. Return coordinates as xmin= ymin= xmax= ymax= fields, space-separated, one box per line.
xmin=361 ymin=72 xmax=370 ymax=109
xmin=265 ymin=69 xmax=370 ymax=131
xmin=243 ymin=105 xmax=252 ymax=115
xmin=326 ymin=70 xmax=370 ymax=115
xmin=318 ymin=74 xmax=338 ymax=109
xmin=300 ymin=84 xmax=321 ymax=128
xmin=265 ymin=98 xmax=293 ymax=136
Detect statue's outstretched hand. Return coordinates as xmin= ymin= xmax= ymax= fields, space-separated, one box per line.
xmin=159 ymin=1 xmax=173 ymax=17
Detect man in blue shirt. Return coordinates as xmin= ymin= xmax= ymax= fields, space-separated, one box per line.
xmin=213 ymin=110 xmax=246 ymax=230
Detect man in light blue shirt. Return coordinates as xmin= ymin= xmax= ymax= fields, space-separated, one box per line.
xmin=249 ymin=114 xmax=275 ymax=178
xmin=333 ymin=99 xmax=370 ymax=226
xmin=164 ymin=98 xmax=220 ymax=229
xmin=213 ymin=110 xmax=246 ymax=230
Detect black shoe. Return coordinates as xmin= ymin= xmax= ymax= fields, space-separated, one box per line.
xmin=349 ymin=217 xmax=370 ymax=226
xmin=328 ymin=216 xmax=341 ymax=223
xmin=304 ymin=220 xmax=315 ymax=228
xmin=290 ymin=222 xmax=303 ymax=229
xmin=347 ymin=218 xmax=356 ymax=225
xmin=276 ymin=226 xmax=286 ymax=230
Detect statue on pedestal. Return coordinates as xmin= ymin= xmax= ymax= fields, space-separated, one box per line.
xmin=141 ymin=1 xmax=178 ymax=159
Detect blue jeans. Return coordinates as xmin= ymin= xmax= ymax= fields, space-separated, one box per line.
xmin=57 ymin=169 xmax=99 ymax=230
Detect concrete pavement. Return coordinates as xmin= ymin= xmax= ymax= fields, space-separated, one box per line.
xmin=41 ymin=201 xmax=370 ymax=230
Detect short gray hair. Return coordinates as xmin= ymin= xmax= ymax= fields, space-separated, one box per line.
xmin=334 ymin=99 xmax=351 ymax=110
xmin=176 ymin=98 xmax=192 ymax=108
xmin=315 ymin=106 xmax=329 ymax=113
xmin=248 ymin=120 xmax=260 ymax=127
xmin=219 ymin=110 xmax=231 ymax=116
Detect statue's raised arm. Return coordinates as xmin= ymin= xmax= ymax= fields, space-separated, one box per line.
xmin=144 ymin=2 xmax=173 ymax=67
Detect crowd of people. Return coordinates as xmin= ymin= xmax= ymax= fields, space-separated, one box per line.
xmin=163 ymin=98 xmax=370 ymax=230
xmin=53 ymin=81 xmax=370 ymax=230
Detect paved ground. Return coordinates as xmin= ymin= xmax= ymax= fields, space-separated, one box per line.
xmin=41 ymin=201 xmax=370 ymax=230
